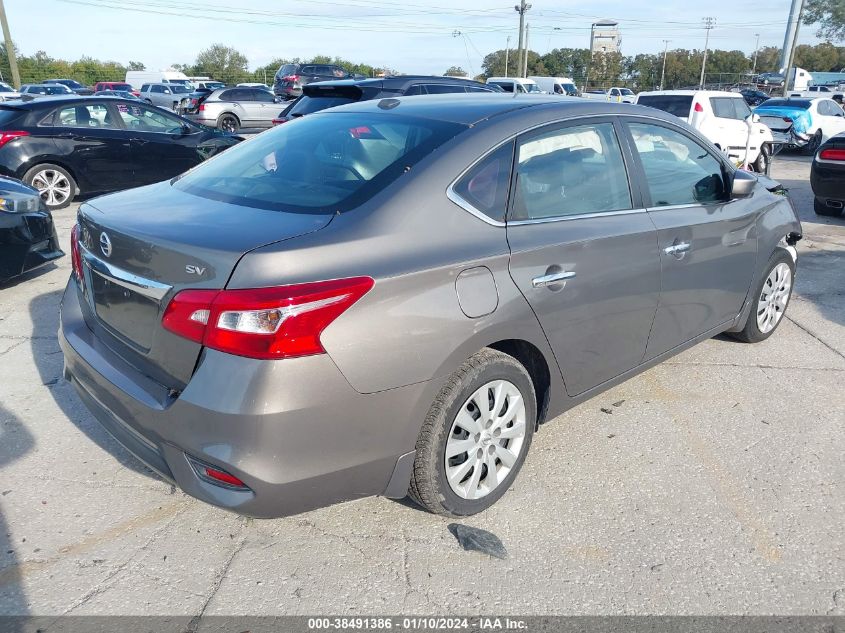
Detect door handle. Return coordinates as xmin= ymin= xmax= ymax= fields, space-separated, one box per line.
xmin=532 ymin=271 xmax=576 ymax=288
xmin=663 ymin=242 xmax=691 ymax=255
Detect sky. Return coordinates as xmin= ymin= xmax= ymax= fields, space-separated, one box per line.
xmin=6 ymin=0 xmax=827 ymax=76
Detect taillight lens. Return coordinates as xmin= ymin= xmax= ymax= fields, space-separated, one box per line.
xmin=162 ymin=277 xmax=374 ymax=360
xmin=693 ymin=102 xmax=704 ymax=113
xmin=783 ymin=117 xmax=793 ymax=123
xmin=282 ymin=74 xmax=300 ymax=83
xmin=198 ymin=104 xmax=205 ymax=112
xmin=819 ymin=148 xmax=845 ymax=161
xmin=70 ymin=224 xmax=84 ymax=285
xmin=271 ymin=118 xmax=287 ymax=125
xmin=0 ymin=130 xmax=30 ymax=149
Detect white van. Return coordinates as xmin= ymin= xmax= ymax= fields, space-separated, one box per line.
xmin=486 ymin=77 xmax=542 ymax=94
xmin=635 ymin=90 xmax=775 ymax=172
xmin=125 ymin=70 xmax=192 ymax=90
xmin=529 ymin=76 xmax=579 ymax=96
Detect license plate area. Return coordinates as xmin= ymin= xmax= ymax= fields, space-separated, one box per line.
xmin=90 ymin=270 xmax=159 ymax=352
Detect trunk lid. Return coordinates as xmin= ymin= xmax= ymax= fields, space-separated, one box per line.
xmin=77 ymin=181 xmax=333 ymax=388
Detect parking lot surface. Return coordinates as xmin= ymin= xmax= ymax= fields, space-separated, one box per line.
xmin=0 ymin=154 xmax=843 ymax=616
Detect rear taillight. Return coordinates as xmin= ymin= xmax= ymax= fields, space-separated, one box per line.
xmin=694 ymin=102 xmax=704 ymax=113
xmin=0 ymin=130 xmax=30 ymax=149
xmin=70 ymin=224 xmax=84 ymax=285
xmin=198 ymin=104 xmax=205 ymax=112
xmin=783 ymin=117 xmax=792 ymax=123
xmin=271 ymin=118 xmax=287 ymax=125
xmin=162 ymin=277 xmax=374 ymax=360
xmin=282 ymin=74 xmax=300 ymax=83
xmin=819 ymin=148 xmax=845 ymax=161
xmin=187 ymin=455 xmax=249 ymax=490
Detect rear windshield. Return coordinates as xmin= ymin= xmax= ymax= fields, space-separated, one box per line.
xmin=174 ymin=112 xmax=465 ymax=213
xmin=288 ymin=95 xmax=356 ymax=116
xmin=637 ymin=94 xmax=693 ymax=118
xmin=278 ymin=64 xmax=297 ymax=76
xmin=0 ymin=108 xmax=24 ymax=125
xmin=759 ymin=99 xmax=811 ymax=110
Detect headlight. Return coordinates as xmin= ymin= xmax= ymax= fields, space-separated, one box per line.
xmin=0 ymin=191 xmax=41 ymax=213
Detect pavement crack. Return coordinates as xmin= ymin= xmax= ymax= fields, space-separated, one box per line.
xmin=187 ymin=529 xmax=247 ymax=630
xmin=785 ymin=315 xmax=845 ymax=361
xmin=665 ymin=360 xmax=845 ymax=371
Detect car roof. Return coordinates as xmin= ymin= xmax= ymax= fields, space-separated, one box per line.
xmin=304 ymin=75 xmax=491 ymax=89
xmin=637 ymin=90 xmax=743 ymax=97
xmin=318 ymin=93 xmax=673 ymax=125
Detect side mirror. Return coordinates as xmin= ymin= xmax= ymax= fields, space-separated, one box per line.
xmin=731 ymin=169 xmax=757 ymax=199
xmin=164 ymin=89 xmax=171 ymax=94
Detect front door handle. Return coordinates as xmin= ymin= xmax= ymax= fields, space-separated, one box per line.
xmin=663 ymin=242 xmax=691 ymax=256
xmin=532 ymin=271 xmax=576 ymax=288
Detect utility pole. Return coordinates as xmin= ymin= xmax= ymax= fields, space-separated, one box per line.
xmin=699 ymin=17 xmax=715 ymax=89
xmin=751 ymin=33 xmax=760 ymax=76
xmin=523 ymin=23 xmax=530 ymax=78
xmin=660 ymin=40 xmax=670 ymax=90
xmin=0 ymin=0 xmax=20 ymax=90
xmin=781 ymin=0 xmax=805 ymax=96
xmin=514 ymin=1 xmax=531 ymax=80
xmin=505 ymin=35 xmax=510 ymax=77
xmin=778 ymin=0 xmax=802 ymax=74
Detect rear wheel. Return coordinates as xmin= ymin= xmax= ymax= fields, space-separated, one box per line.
xmin=217 ymin=113 xmax=239 ymax=133
xmin=804 ymin=130 xmax=823 ymax=156
xmin=24 ymin=164 xmax=77 ymax=211
xmin=408 ymin=348 xmax=536 ymax=516
xmin=814 ymin=197 xmax=843 ymax=217
xmin=730 ymin=249 xmax=794 ymax=343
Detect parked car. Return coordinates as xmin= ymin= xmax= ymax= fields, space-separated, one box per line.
xmin=485 ymin=77 xmax=542 ymax=94
xmin=139 ymin=83 xmax=193 ymax=110
xmin=582 ymin=87 xmax=636 ymax=103
xmin=737 ymin=88 xmax=770 ymax=106
xmin=754 ymin=97 xmax=845 ymax=154
xmin=273 ymin=76 xmax=500 ymax=124
xmin=0 ymin=176 xmax=63 ymax=284
xmin=0 ymin=82 xmax=21 ymax=102
xmin=59 ymin=95 xmax=801 ymax=519
xmin=635 ymin=90 xmax=774 ymax=172
xmin=126 ymin=70 xmax=192 ymax=90
xmin=756 ymin=72 xmax=785 ymax=88
xmin=529 ymin=76 xmax=579 ymax=96
xmin=811 ymin=132 xmax=845 ymax=217
xmin=93 ymin=81 xmax=135 ymax=94
xmin=94 ymin=89 xmax=142 ymax=101
xmin=0 ymin=96 xmax=242 ymax=210
xmin=19 ymin=84 xmax=74 ymax=97
xmin=193 ymin=81 xmax=226 ymax=92
xmin=237 ymin=82 xmax=271 ymax=90
xmin=273 ymin=63 xmax=350 ymax=99
xmin=181 ymin=86 xmax=280 ymax=132
xmin=43 ymin=79 xmax=93 ymax=95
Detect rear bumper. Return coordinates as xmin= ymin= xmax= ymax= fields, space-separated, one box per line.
xmin=811 ymin=161 xmax=845 ymax=204
xmin=273 ymin=84 xmax=300 ymax=99
xmin=59 ymin=280 xmax=431 ymax=518
xmin=0 ymin=211 xmax=64 ymax=282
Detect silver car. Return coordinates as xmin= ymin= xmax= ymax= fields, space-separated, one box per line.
xmin=60 ymin=95 xmax=802 ymax=519
xmin=181 ymin=86 xmax=280 ymax=132
xmin=139 ymin=83 xmax=193 ymax=111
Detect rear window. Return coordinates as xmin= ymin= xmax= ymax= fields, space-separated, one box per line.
xmin=637 ymin=95 xmax=693 ymax=118
xmin=278 ymin=64 xmax=297 ymax=76
xmin=288 ymin=95 xmax=356 ymax=116
xmin=759 ymin=99 xmax=811 ymax=110
xmin=112 ymin=83 xmax=133 ymax=91
xmin=174 ymin=112 xmax=465 ymax=213
xmin=0 ymin=108 xmax=24 ymax=126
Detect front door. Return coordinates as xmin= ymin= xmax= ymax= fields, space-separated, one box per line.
xmin=622 ymin=120 xmax=758 ymax=360
xmin=506 ymin=119 xmax=661 ymax=396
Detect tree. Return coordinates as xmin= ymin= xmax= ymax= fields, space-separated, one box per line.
xmin=804 ymin=0 xmax=845 ymax=43
xmin=193 ymin=44 xmax=249 ymax=82
xmin=444 ymin=66 xmax=467 ymax=77
xmin=128 ymin=61 xmax=146 ymax=71
xmin=541 ymin=48 xmax=591 ymax=81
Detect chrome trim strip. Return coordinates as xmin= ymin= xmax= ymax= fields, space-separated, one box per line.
xmin=445 ymin=187 xmax=507 ymax=227
xmin=532 ymin=271 xmax=576 ymax=288
xmin=81 ymin=246 xmax=172 ymax=302
xmin=509 ymin=208 xmax=646 ymax=226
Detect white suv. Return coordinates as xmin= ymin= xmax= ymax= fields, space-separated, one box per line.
xmin=635 ymin=90 xmax=774 ymax=172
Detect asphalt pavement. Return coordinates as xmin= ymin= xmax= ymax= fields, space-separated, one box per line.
xmin=0 ymin=154 xmax=842 ymax=616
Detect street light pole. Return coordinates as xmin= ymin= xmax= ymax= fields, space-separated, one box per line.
xmin=514 ymin=1 xmax=531 ymax=80
xmin=660 ymin=39 xmax=670 ymax=90
xmin=699 ymin=17 xmax=715 ymax=89
xmin=505 ymin=35 xmax=510 ymax=78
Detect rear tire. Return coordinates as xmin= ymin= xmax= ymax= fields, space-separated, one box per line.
xmin=217 ymin=113 xmax=239 ymax=133
xmin=814 ymin=197 xmax=843 ymax=217
xmin=23 ymin=164 xmax=77 ymax=211
xmin=804 ymin=130 xmax=823 ymax=156
xmin=730 ymin=249 xmax=794 ymax=343
xmin=408 ymin=348 xmax=536 ymax=517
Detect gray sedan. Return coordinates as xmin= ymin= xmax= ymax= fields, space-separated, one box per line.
xmin=60 ymin=95 xmax=801 ymax=519
xmin=181 ymin=86 xmax=280 ymax=132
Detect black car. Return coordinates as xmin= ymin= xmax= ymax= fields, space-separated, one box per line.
xmin=273 ymin=75 xmax=501 ymax=124
xmin=739 ymin=88 xmax=770 ymax=107
xmin=756 ymin=72 xmax=786 ymax=88
xmin=272 ymin=63 xmax=352 ymax=100
xmin=43 ymin=79 xmax=94 ymax=96
xmin=0 ymin=96 xmax=242 ymax=210
xmin=0 ymin=176 xmax=63 ymax=284
xmin=811 ymin=133 xmax=845 ymax=217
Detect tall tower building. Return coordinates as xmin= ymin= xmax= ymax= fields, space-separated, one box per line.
xmin=590 ymin=20 xmax=620 ymax=54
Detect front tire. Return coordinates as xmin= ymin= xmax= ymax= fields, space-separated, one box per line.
xmin=408 ymin=348 xmax=536 ymax=516
xmin=24 ymin=164 xmax=77 ymax=210
xmin=730 ymin=249 xmax=794 ymax=343
xmin=804 ymin=130 xmax=823 ymax=156
xmin=753 ymin=143 xmax=770 ymax=174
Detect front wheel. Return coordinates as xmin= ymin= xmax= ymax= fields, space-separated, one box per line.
xmin=753 ymin=143 xmax=770 ymax=174
xmin=730 ymin=249 xmax=794 ymax=343
xmin=24 ymin=164 xmax=77 ymax=210
xmin=408 ymin=348 xmax=536 ymax=516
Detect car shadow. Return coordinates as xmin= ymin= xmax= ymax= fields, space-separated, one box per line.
xmin=0 ymin=404 xmax=34 ymax=624
xmin=0 ymin=264 xmax=60 ymax=290
xmin=791 ymin=247 xmax=845 ymax=328
xmin=28 ymin=289 xmax=160 ymax=480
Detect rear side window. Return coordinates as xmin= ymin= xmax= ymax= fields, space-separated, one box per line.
xmin=637 ymin=95 xmax=693 ymax=119
xmin=403 ymin=85 xmax=424 ymax=96
xmin=54 ymin=104 xmax=116 ymax=129
xmin=512 ymin=122 xmax=632 ymax=220
xmin=0 ymin=108 xmax=24 ymax=127
xmin=422 ymin=84 xmax=467 ymax=94
xmin=490 ymin=82 xmax=513 ymax=93
xmin=173 ymin=112 xmax=466 ymax=213
xmin=278 ymin=64 xmax=298 ymax=77
xmin=466 ymin=85 xmax=494 ymax=93
xmin=452 ymin=141 xmax=514 ymax=222
xmin=710 ymin=97 xmax=736 ymax=119
xmin=289 ymin=95 xmax=356 ymax=115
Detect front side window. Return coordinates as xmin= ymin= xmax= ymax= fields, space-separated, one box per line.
xmin=114 ymin=103 xmax=184 ymax=132
xmin=628 ymin=122 xmax=728 ymax=207
xmin=423 ymin=84 xmax=466 ymax=94
xmin=512 ymin=122 xmax=632 ymax=220
xmin=54 ymin=104 xmax=116 ymax=129
xmin=252 ymin=90 xmax=275 ymax=103
xmin=452 ymin=141 xmax=514 ymax=222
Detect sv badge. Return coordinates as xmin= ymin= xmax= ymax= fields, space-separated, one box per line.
xmin=185 ymin=265 xmax=206 ymax=276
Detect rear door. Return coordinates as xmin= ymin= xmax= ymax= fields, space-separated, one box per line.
xmin=505 ymin=118 xmax=660 ymax=396
xmin=248 ymin=89 xmax=277 ymax=127
xmin=817 ymin=100 xmax=845 ymax=138
xmin=623 ymin=119 xmax=757 ymax=360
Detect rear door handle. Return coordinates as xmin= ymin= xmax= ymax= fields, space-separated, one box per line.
xmin=532 ymin=271 xmax=576 ymax=288
xmin=664 ymin=242 xmax=691 ymax=255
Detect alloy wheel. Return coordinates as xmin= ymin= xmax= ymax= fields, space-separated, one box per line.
xmin=444 ymin=379 xmax=527 ymax=500
xmin=220 ymin=116 xmax=237 ymax=133
xmin=756 ymin=262 xmax=792 ymax=334
xmin=30 ymin=169 xmax=72 ymax=208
